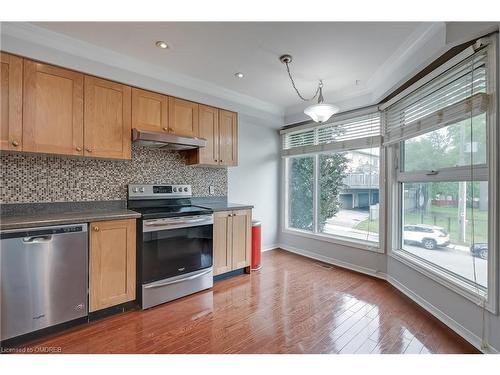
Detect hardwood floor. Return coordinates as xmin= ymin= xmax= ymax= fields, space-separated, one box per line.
xmin=20 ymin=249 xmax=478 ymax=354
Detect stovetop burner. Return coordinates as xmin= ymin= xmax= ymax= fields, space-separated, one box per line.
xmin=127 ymin=184 xmax=212 ymax=219
xmin=131 ymin=205 xmax=212 ymax=219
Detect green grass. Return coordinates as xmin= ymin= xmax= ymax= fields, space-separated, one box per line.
xmin=355 ymin=205 xmax=488 ymax=246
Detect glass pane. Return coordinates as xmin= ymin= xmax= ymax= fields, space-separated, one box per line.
xmin=319 ymin=148 xmax=379 ymax=243
xmin=288 ymin=156 xmax=314 ymax=231
xmin=403 ymin=114 xmax=486 ymax=172
xmin=402 ymin=181 xmax=488 ymax=289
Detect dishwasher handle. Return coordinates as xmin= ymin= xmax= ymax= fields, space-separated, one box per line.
xmin=22 ymin=235 xmax=53 ymax=244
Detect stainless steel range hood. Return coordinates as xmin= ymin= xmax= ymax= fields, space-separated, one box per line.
xmin=132 ymin=128 xmax=207 ymax=150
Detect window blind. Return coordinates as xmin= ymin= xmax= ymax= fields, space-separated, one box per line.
xmin=383 ymin=48 xmax=489 ymax=145
xmin=282 ymin=111 xmax=381 ymax=156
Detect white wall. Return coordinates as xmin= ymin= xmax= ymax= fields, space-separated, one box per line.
xmin=228 ymin=119 xmax=280 ymax=249
xmin=387 ymin=258 xmax=500 ymax=352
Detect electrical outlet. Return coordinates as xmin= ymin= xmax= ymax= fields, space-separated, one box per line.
xmin=209 ymin=186 xmax=215 ymax=195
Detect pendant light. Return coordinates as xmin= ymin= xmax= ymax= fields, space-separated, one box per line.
xmin=280 ymin=54 xmax=339 ymax=123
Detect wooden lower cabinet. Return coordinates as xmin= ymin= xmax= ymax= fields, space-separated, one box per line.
xmin=213 ymin=209 xmax=251 ymax=276
xmin=89 ymin=219 xmax=136 ymax=312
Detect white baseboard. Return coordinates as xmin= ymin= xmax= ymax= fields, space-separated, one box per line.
xmin=277 ymin=243 xmax=498 ymax=354
xmin=387 ymin=275 xmax=499 ymax=354
xmin=278 ymin=243 xmax=386 ymax=280
xmin=262 ymin=244 xmax=280 ymax=252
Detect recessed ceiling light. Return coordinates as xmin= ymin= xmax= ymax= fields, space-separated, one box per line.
xmin=234 ymin=72 xmax=244 ymax=78
xmin=155 ymin=41 xmax=169 ymax=49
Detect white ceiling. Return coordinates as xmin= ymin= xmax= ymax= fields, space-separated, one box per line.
xmin=32 ymin=22 xmax=425 ymax=111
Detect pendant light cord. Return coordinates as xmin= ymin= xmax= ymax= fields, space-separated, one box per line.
xmin=284 ymin=61 xmax=321 ymax=102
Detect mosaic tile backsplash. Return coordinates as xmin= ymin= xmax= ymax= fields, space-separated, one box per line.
xmin=0 ymin=145 xmax=227 ymax=203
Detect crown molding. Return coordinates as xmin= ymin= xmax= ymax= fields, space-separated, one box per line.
xmin=1 ymin=22 xmax=448 ymax=128
xmin=0 ymin=22 xmax=284 ymax=125
xmin=367 ymin=22 xmax=447 ymax=102
xmin=284 ymin=22 xmax=447 ymax=123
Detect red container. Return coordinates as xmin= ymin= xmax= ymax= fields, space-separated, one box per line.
xmin=251 ymin=220 xmax=262 ymax=270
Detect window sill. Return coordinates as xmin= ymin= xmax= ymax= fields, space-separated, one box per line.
xmin=389 ymin=249 xmax=495 ymax=313
xmin=282 ymin=228 xmax=382 ymax=253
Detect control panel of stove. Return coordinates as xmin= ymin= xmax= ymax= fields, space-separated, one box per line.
xmin=128 ymin=184 xmax=192 ymax=199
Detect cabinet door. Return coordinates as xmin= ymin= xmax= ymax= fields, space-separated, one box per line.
xmin=231 ymin=209 xmax=252 ymax=270
xmin=132 ymin=88 xmax=168 ymax=132
xmin=89 ymin=219 xmax=136 ymax=312
xmin=219 ymin=110 xmax=238 ymax=166
xmin=0 ymin=52 xmax=23 ymax=151
xmin=197 ymin=105 xmax=219 ymax=165
xmin=23 ymin=60 xmax=84 ymax=156
xmin=84 ymin=76 xmax=131 ymax=159
xmin=168 ymin=97 xmax=199 ymax=137
xmin=213 ymin=211 xmax=233 ymax=276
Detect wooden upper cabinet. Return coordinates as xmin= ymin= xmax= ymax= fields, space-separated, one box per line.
xmin=0 ymin=53 xmax=23 ymax=151
xmin=188 ymin=104 xmax=219 ymax=165
xmin=89 ymin=219 xmax=136 ymax=312
xmin=168 ymin=97 xmax=199 ymax=137
xmin=23 ymin=60 xmax=84 ymax=156
xmin=84 ymin=76 xmax=131 ymax=159
xmin=132 ymin=88 xmax=169 ymax=133
xmin=219 ymin=110 xmax=238 ymax=166
xmin=213 ymin=211 xmax=233 ymax=276
xmin=231 ymin=210 xmax=251 ymax=270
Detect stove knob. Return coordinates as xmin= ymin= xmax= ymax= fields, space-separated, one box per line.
xmin=133 ymin=187 xmax=139 ymax=193
xmin=139 ymin=187 xmax=145 ymax=193
xmin=173 ymin=187 xmax=177 ymax=192
xmin=184 ymin=187 xmax=188 ymax=192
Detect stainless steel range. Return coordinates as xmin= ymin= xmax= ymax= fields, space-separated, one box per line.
xmin=128 ymin=184 xmax=213 ymax=309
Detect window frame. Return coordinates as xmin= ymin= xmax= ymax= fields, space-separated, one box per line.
xmin=282 ymin=145 xmax=385 ymax=254
xmin=386 ymin=36 xmax=498 ymax=313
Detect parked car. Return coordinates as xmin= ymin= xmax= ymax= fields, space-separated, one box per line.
xmin=470 ymin=243 xmax=488 ymax=260
xmin=403 ymin=224 xmax=450 ymax=250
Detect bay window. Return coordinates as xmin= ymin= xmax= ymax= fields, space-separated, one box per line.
xmin=283 ymin=109 xmax=382 ymax=249
xmin=384 ymin=37 xmax=498 ymax=308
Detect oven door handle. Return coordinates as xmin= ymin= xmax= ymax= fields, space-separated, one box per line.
xmin=144 ymin=217 xmax=208 ymax=227
xmin=143 ymin=269 xmax=212 ymax=289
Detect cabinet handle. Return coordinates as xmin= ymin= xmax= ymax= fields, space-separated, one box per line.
xmin=11 ymin=140 xmax=19 ymax=147
xmin=168 ymin=128 xmax=174 ymax=132
xmin=162 ymin=127 xmax=168 ymax=131
xmin=93 ymin=226 xmax=99 ymax=232
xmin=76 ymin=147 xmax=82 ymax=152
xmin=86 ymin=148 xmax=92 ymax=153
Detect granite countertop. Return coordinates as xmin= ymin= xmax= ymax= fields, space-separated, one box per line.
xmin=0 ymin=201 xmax=141 ymax=231
xmin=0 ymin=198 xmax=253 ymax=231
xmin=191 ymin=198 xmax=254 ymax=212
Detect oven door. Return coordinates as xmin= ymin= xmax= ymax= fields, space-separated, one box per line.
xmin=141 ymin=214 xmax=213 ymax=284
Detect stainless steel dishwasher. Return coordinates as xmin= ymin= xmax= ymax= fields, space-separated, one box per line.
xmin=1 ymin=223 xmax=88 ymax=341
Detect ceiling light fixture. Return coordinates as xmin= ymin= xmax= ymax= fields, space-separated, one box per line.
xmin=155 ymin=41 xmax=169 ymax=49
xmin=279 ymin=54 xmax=339 ymax=123
xmin=234 ymin=72 xmax=244 ymax=78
